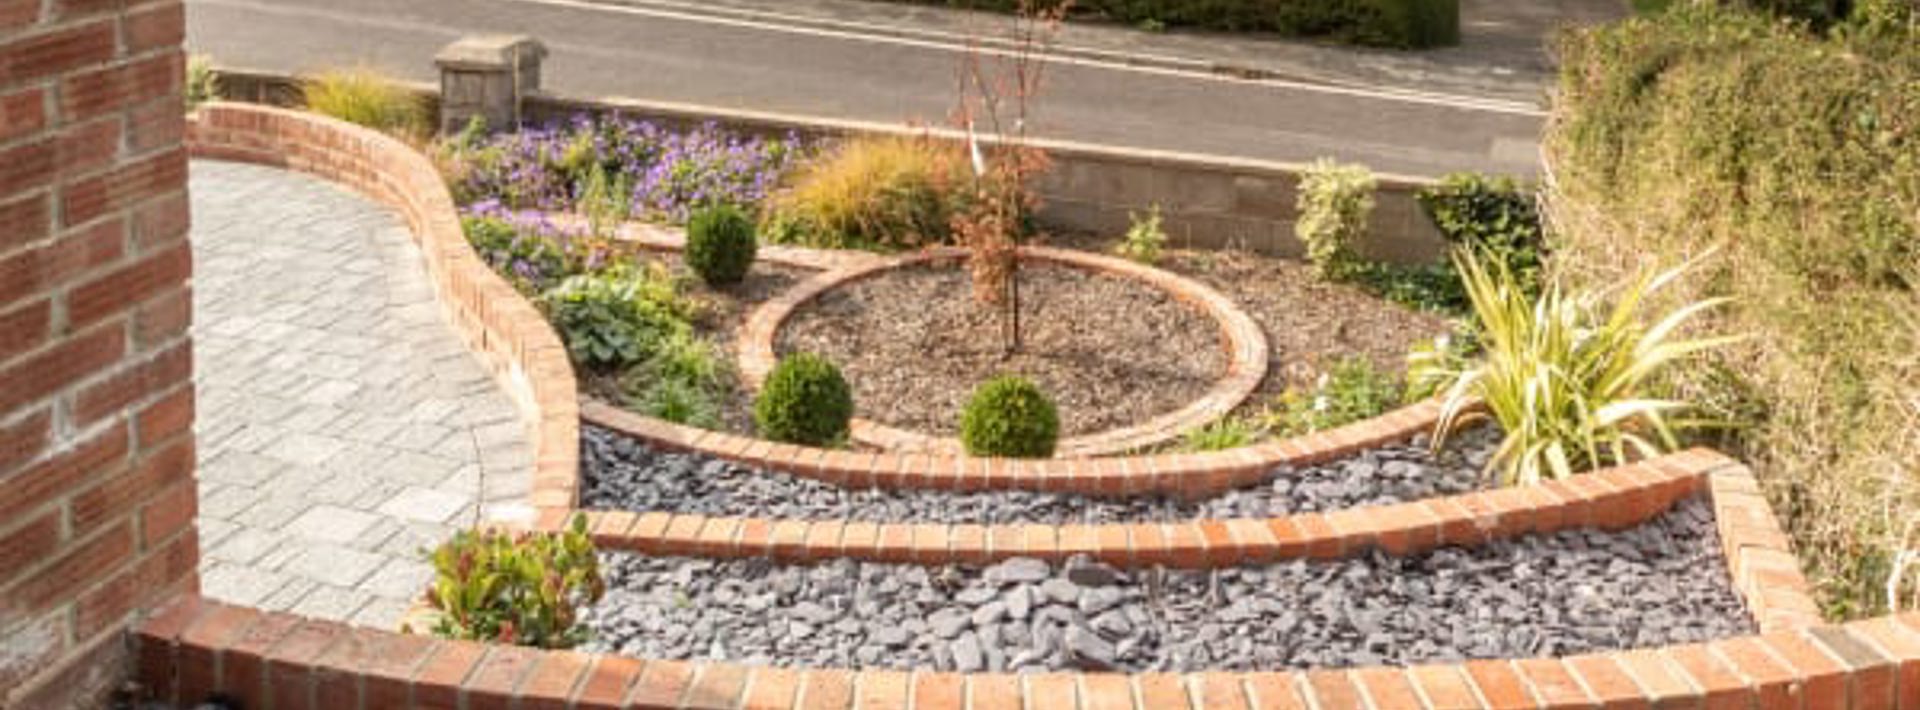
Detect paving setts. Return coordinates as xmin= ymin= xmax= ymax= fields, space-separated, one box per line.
xmin=582 ymin=424 xmax=1499 ymax=523
xmin=190 ymin=161 xmax=534 ymax=629
xmin=580 ymin=498 xmax=1752 ymax=672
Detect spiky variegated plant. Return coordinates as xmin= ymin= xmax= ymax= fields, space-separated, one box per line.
xmin=1409 ymin=248 xmax=1739 ymax=485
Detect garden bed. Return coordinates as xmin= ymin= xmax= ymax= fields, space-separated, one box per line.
xmin=578 ymin=498 xmax=1752 ymax=673
xmin=581 ymin=424 xmax=1498 ymax=523
xmin=776 ymin=260 xmax=1226 ymax=438
xmin=1050 ymin=232 xmax=1452 ymax=408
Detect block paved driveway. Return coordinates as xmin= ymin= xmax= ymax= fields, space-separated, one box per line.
xmin=189 ymin=160 xmax=532 ymax=629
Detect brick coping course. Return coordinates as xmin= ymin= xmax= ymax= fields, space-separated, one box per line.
xmin=157 ymin=102 xmax=1884 ymax=709
xmin=731 ymin=245 xmax=1271 ymax=458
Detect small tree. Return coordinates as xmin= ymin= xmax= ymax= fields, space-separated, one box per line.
xmin=949 ymin=0 xmax=1070 ymax=356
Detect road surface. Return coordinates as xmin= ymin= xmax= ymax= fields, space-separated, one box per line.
xmin=186 ymin=0 xmax=1545 ymax=177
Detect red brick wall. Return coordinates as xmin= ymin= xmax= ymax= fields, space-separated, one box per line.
xmin=0 ymin=1 xmax=195 ymax=707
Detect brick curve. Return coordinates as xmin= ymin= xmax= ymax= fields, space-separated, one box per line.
xmin=151 ymin=102 xmax=1884 ymax=710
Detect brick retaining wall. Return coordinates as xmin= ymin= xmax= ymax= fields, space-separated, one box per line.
xmin=0 ymin=2 xmax=199 ymax=706
xmin=140 ymin=102 xmax=1907 ymax=709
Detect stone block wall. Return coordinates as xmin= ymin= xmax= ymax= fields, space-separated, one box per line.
xmin=0 ymin=0 xmax=197 ymax=707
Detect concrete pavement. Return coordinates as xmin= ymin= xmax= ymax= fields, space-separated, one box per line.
xmin=186 ymin=0 xmax=1550 ymax=177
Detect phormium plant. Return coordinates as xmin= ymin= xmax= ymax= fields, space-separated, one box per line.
xmin=1410 ymin=248 xmax=1740 ymax=486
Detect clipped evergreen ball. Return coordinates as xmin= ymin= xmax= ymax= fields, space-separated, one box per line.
xmin=685 ymin=205 xmax=758 ymax=286
xmin=959 ymin=375 xmax=1059 ymax=458
xmin=753 ymin=353 xmax=853 ymax=446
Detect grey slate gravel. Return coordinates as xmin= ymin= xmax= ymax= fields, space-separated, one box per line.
xmin=578 ymin=498 xmax=1755 ymax=672
xmin=581 ymin=424 xmax=1500 ymax=524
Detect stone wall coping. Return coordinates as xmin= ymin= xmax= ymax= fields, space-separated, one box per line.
xmin=137 ymin=600 xmax=1913 ymax=709
xmin=731 ymin=245 xmax=1271 ymax=457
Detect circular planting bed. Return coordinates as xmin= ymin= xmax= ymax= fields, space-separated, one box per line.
xmin=740 ymin=247 xmax=1269 ymax=457
xmin=582 ymin=424 xmax=1499 ymax=524
xmin=578 ymin=499 xmax=1753 ymax=673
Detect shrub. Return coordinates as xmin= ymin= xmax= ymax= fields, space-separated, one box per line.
xmin=686 ymin=205 xmax=759 ymax=286
xmin=303 ymin=69 xmax=428 ymax=139
xmin=185 ymin=55 xmax=217 ymax=112
xmin=439 ymin=115 xmax=807 ymax=221
xmin=619 ymin=330 xmax=733 ymax=429
xmin=1295 ymin=159 xmax=1376 ymax=281
xmin=1114 ymin=204 xmax=1168 ymax=265
xmin=1550 ymin=6 xmax=1918 ymax=616
xmin=539 ymin=262 xmax=694 ymax=372
xmin=959 ymin=376 xmax=1060 ymax=458
xmin=1411 ymin=249 xmax=1738 ymax=487
xmin=462 ymin=211 xmax=613 ymax=296
xmin=753 ymin=353 xmax=854 ymax=446
xmin=1346 ymin=261 xmax=1469 ymax=314
xmin=418 ymin=515 xmax=604 ymax=649
xmin=876 ymin=0 xmax=1459 ymax=48
xmin=1265 ymin=357 xmax=1406 ymax=436
xmin=761 ymin=135 xmax=957 ymax=250
xmin=1180 ymin=417 xmax=1257 ymax=452
xmin=1417 ymin=173 xmax=1545 ymax=298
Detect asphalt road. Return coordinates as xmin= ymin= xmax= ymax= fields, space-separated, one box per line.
xmin=185 ymin=0 xmax=1545 ymax=177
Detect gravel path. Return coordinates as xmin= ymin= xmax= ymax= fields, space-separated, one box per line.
xmin=579 ymin=498 xmax=1753 ymax=672
xmin=582 ymin=425 xmax=1501 ymax=524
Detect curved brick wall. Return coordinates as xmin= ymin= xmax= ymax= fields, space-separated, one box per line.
xmin=143 ymin=102 xmax=1920 ymax=710
xmin=185 ymin=103 xmax=581 ymax=518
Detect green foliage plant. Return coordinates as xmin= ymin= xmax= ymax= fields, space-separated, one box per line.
xmin=619 ymin=330 xmax=733 ymax=429
xmin=185 ymin=55 xmax=217 ymax=112
xmin=1179 ymin=416 xmax=1257 ymax=452
xmin=1115 ymin=204 xmax=1168 ymax=265
xmin=421 ymin=514 xmax=604 ymax=649
xmin=874 ymin=0 xmax=1460 ymax=48
xmin=1412 ymin=249 xmax=1739 ymax=486
xmin=1550 ymin=6 xmax=1917 ymax=615
xmin=579 ymin=163 xmax=633 ymax=239
xmin=1295 ymin=159 xmax=1377 ymax=282
xmin=540 ymin=262 xmax=695 ymax=372
xmin=753 ymin=353 xmax=855 ymax=446
xmin=302 ymin=69 xmax=429 ymax=140
xmin=959 ymin=375 xmax=1060 ymax=458
xmin=1417 ymin=173 xmax=1546 ymax=298
xmin=761 ymin=135 xmax=957 ymax=250
xmin=1265 ymin=357 xmax=1407 ymax=437
xmin=686 ymin=205 xmax=759 ymax=286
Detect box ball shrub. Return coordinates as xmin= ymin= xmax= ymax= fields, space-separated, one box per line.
xmin=686 ymin=205 xmax=758 ymax=286
xmin=753 ymin=353 xmax=854 ymax=446
xmin=959 ymin=375 xmax=1060 ymax=458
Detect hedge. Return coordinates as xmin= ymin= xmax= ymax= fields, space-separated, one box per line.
xmin=881 ymin=0 xmax=1459 ymax=49
xmin=1547 ymin=6 xmax=1917 ymax=619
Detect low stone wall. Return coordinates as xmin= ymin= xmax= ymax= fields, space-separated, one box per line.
xmin=211 ymin=68 xmax=1452 ymax=264
xmin=184 ymin=103 xmax=582 ymax=518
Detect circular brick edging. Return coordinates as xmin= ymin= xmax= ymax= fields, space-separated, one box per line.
xmin=733 ymin=245 xmax=1271 ymax=458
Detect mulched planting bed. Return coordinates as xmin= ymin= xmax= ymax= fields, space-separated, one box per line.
xmin=581 ymin=424 xmax=1499 ymax=523
xmin=578 ymin=498 xmax=1753 ymax=672
xmin=776 ymin=262 xmax=1226 ymax=438
xmin=1049 ymin=235 xmax=1451 ymax=403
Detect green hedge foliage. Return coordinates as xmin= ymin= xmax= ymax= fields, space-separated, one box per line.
xmin=1550 ymin=6 xmax=1918 ymax=618
xmin=883 ymin=0 xmax=1459 ymax=48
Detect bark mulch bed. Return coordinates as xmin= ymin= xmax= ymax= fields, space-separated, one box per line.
xmin=775 ymin=261 xmax=1226 ymax=438
xmin=1049 ymin=235 xmax=1452 ymax=406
